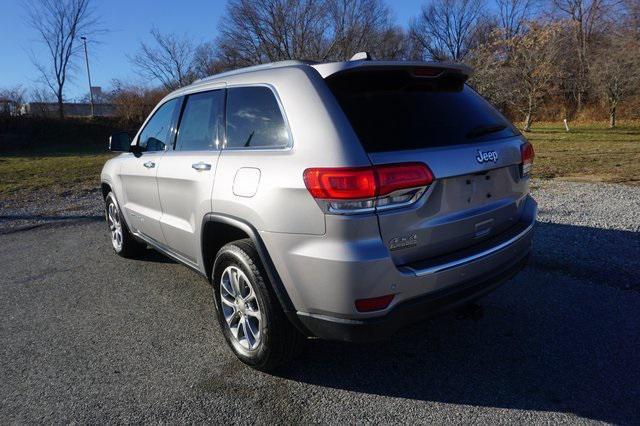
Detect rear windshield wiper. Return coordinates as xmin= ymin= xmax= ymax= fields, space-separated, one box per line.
xmin=466 ymin=124 xmax=507 ymax=139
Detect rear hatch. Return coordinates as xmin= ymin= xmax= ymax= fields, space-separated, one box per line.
xmin=325 ymin=65 xmax=531 ymax=266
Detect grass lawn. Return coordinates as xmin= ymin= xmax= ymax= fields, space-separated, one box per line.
xmin=523 ymin=121 xmax=640 ymax=185
xmin=0 ymin=117 xmax=121 ymax=202
xmin=1 ymin=120 xmax=639 ymax=203
xmin=0 ymin=153 xmax=114 ymax=200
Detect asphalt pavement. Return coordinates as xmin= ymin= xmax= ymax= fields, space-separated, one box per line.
xmin=1 ymin=181 xmax=639 ymax=424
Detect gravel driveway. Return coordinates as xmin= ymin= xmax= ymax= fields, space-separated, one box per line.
xmin=1 ymin=180 xmax=639 ymax=423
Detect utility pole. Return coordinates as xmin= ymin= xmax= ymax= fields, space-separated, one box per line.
xmin=81 ymin=36 xmax=94 ymax=117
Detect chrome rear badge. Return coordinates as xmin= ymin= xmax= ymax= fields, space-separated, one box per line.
xmin=476 ymin=150 xmax=498 ymax=164
xmin=389 ymin=234 xmax=418 ymax=251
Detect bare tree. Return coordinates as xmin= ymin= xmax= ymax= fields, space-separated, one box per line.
xmin=24 ymin=0 xmax=100 ymax=119
xmin=27 ymin=86 xmax=56 ymax=116
xmin=467 ymin=28 xmax=514 ymax=106
xmin=589 ymin=34 xmax=640 ymax=127
xmin=496 ymin=0 xmax=537 ymax=39
xmin=370 ymin=26 xmax=409 ymax=60
xmin=507 ymin=22 xmax=563 ymax=130
xmin=0 ymin=85 xmax=27 ymax=116
xmin=216 ymin=0 xmax=330 ymax=65
xmin=130 ymin=28 xmax=198 ymax=91
xmin=109 ymin=80 xmax=169 ymax=126
xmin=0 ymin=86 xmax=27 ymax=104
xmin=214 ymin=0 xmax=404 ymax=66
xmin=623 ymin=0 xmax=640 ymax=38
xmin=409 ymin=0 xmax=487 ymax=61
xmin=551 ymin=0 xmax=614 ymax=112
xmin=30 ymin=86 xmax=56 ymax=103
xmin=193 ymin=42 xmax=224 ymax=78
xmin=325 ymin=0 xmax=403 ymax=60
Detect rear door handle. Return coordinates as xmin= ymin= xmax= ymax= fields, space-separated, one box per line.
xmin=143 ymin=161 xmax=155 ymax=169
xmin=192 ymin=162 xmax=212 ymax=171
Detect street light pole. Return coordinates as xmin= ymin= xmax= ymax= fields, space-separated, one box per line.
xmin=81 ymin=36 xmax=94 ymax=117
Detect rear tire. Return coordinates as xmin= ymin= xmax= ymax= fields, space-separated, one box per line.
xmin=105 ymin=192 xmax=145 ymax=258
xmin=212 ymin=239 xmax=304 ymax=372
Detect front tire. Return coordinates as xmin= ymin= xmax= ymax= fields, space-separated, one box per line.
xmin=212 ymin=239 xmax=303 ymax=372
xmin=105 ymin=192 xmax=145 ymax=258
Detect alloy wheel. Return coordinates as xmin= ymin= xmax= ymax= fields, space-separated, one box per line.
xmin=107 ymin=200 xmax=123 ymax=251
xmin=219 ymin=265 xmax=262 ymax=351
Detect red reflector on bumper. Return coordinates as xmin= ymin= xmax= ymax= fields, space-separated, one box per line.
xmin=355 ymin=294 xmax=395 ymax=312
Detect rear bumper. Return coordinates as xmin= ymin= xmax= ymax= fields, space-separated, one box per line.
xmin=261 ymin=195 xmax=537 ymax=336
xmin=297 ymin=252 xmax=530 ymax=342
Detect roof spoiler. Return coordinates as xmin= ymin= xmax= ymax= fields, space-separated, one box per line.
xmin=313 ymin=61 xmax=473 ymax=81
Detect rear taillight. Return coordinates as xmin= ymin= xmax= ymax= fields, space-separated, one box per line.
xmin=303 ymin=163 xmax=433 ymax=214
xmin=375 ymin=164 xmax=433 ymax=195
xmin=521 ymin=142 xmax=534 ymax=177
xmin=302 ymin=167 xmax=376 ymax=200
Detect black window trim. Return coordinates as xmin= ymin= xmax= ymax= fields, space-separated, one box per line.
xmin=222 ymin=83 xmax=294 ymax=151
xmin=172 ymin=89 xmax=225 ymax=152
xmin=134 ymin=96 xmax=184 ymax=152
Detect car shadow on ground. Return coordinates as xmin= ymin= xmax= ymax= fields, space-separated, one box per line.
xmin=278 ymin=222 xmax=640 ymax=424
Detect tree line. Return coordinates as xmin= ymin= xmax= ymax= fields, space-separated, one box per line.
xmin=4 ymin=0 xmax=640 ymax=128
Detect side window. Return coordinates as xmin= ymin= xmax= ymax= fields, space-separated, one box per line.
xmin=175 ymin=90 xmax=224 ymax=151
xmin=226 ymin=86 xmax=290 ymax=149
xmin=138 ymin=98 xmax=180 ymax=152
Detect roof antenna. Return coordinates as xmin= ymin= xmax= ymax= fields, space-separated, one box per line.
xmin=350 ymin=51 xmax=372 ymax=61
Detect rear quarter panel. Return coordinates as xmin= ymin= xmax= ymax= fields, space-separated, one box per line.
xmin=211 ymin=66 xmax=372 ymax=235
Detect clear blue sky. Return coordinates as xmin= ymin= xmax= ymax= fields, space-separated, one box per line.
xmin=0 ymin=0 xmax=424 ymax=101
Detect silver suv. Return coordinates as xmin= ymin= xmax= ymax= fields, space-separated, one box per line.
xmin=101 ymin=56 xmax=537 ymax=371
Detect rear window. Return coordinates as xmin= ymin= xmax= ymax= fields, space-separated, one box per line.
xmin=226 ymin=86 xmax=290 ymax=149
xmin=326 ymin=70 xmax=518 ymax=153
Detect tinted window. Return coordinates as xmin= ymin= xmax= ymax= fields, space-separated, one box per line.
xmin=226 ymin=87 xmax=289 ymax=149
xmin=176 ymin=90 xmax=224 ymax=151
xmin=139 ymin=98 xmax=180 ymax=152
xmin=327 ymin=70 xmax=518 ymax=153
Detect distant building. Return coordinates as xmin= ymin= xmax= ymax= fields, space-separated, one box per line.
xmin=90 ymin=86 xmax=104 ymax=101
xmin=20 ymin=102 xmax=116 ymax=117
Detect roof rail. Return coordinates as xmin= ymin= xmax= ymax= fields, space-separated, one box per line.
xmin=192 ymin=59 xmax=318 ymax=85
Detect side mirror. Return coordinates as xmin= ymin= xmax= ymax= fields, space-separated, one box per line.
xmin=108 ymin=131 xmax=132 ymax=152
